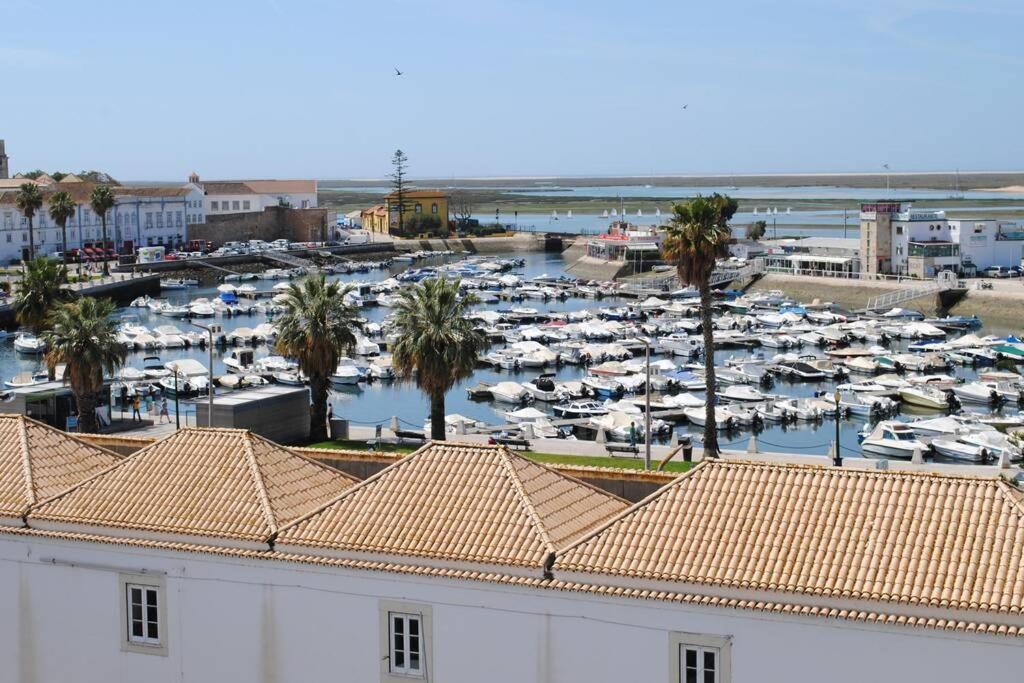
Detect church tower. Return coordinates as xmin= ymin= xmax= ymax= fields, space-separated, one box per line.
xmin=0 ymin=140 xmax=8 ymax=179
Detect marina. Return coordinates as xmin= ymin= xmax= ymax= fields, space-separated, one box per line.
xmin=3 ymin=249 xmax=1021 ymax=464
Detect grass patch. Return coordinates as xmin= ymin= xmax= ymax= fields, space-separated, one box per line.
xmin=304 ymin=439 xmax=693 ymax=473
xmin=522 ymin=451 xmax=693 ymax=473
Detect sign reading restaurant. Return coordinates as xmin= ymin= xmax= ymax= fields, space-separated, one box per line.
xmin=859 ymin=202 xmax=902 ymax=213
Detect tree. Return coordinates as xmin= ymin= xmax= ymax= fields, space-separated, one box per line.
xmin=391 ymin=278 xmax=488 ymax=440
xmin=274 ymin=274 xmax=359 ymax=442
xmin=43 ymin=297 xmax=126 ymax=434
xmin=15 ymin=257 xmax=70 ymax=334
xmin=89 ymin=184 xmax=115 ymax=276
xmin=450 ymin=189 xmax=475 ymax=225
xmin=662 ymin=193 xmax=738 ymax=457
xmin=48 ymin=191 xmax=77 ymax=269
xmin=15 ymin=183 xmax=43 ymax=263
xmin=389 ymin=149 xmax=409 ymax=234
xmin=745 ymin=220 xmax=767 ymax=240
xmin=403 ymin=213 xmax=443 ymax=237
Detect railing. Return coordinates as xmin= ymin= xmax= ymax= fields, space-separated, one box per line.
xmin=863 ymin=271 xmax=966 ymax=312
xmin=262 ymin=251 xmax=313 ymax=268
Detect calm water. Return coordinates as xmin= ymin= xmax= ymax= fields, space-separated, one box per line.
xmin=5 ymin=251 xmax=1017 ymax=462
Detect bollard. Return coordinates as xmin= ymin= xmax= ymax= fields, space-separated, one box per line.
xmin=912 ymin=446 xmax=924 ymax=464
xmin=680 ymin=435 xmax=693 ymax=462
xmin=390 ymin=416 xmax=400 ymax=433
xmin=747 ymin=434 xmax=759 ymax=454
xmin=999 ymin=448 xmax=1011 ymax=469
xmin=595 ymin=426 xmax=607 ymax=444
xmin=455 ymin=419 xmax=467 ymax=436
xmin=520 ymin=423 xmax=535 ymax=440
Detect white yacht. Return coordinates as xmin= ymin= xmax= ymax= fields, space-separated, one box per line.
xmin=861 ymin=422 xmax=929 ymax=459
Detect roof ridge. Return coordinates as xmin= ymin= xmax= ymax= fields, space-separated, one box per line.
xmin=241 ymin=433 xmax=279 ymax=534
xmin=495 ymin=446 xmax=556 ymax=557
xmin=16 ymin=417 xmax=35 ymax=510
xmin=721 ymin=457 xmax=1006 ymax=483
xmin=247 ymin=432 xmax=358 ymax=482
xmin=556 ymin=460 xmax=707 ymax=558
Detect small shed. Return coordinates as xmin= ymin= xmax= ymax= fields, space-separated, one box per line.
xmin=196 ymin=385 xmax=310 ymax=444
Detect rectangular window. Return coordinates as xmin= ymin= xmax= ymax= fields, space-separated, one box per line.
xmin=232 ymin=200 xmax=240 ymax=211
xmin=380 ymin=602 xmax=431 ymax=682
xmin=895 ymin=225 xmax=903 ymax=235
xmin=671 ymin=633 xmax=731 ymax=683
xmin=211 ymin=201 xmax=219 ymax=211
xmin=243 ymin=200 xmax=250 ymax=210
xmin=120 ymin=573 xmax=167 ymax=656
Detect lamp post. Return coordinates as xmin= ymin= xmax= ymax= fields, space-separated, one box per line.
xmin=642 ymin=338 xmax=652 ymax=470
xmin=833 ymin=388 xmax=842 ymax=467
xmin=185 ymin=319 xmax=218 ymax=427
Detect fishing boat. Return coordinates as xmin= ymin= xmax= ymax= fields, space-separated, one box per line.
xmin=861 ymin=421 xmax=929 ymax=459
xmin=553 ymin=400 xmax=608 ymax=419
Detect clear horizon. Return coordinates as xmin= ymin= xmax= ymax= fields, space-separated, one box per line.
xmin=3 ymin=0 xmax=1021 ymax=181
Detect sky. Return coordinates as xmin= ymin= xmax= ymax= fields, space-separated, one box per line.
xmin=1 ymin=0 xmax=1022 ymax=181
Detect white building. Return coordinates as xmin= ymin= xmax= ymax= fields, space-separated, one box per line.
xmin=0 ymin=417 xmax=1022 ymax=682
xmin=949 ymin=219 xmax=1024 ymax=271
xmin=0 ymin=181 xmax=204 ymax=262
xmin=189 ymin=173 xmax=317 ymax=216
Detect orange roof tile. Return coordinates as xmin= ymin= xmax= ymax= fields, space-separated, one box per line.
xmin=0 ymin=415 xmax=122 ymax=520
xmin=30 ymin=428 xmax=357 ymax=543
xmin=276 ymin=441 xmax=629 ymax=567
xmin=557 ymin=460 xmax=1024 ymax=614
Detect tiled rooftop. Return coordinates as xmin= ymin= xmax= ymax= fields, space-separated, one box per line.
xmin=276 ymin=441 xmax=629 ymax=567
xmin=30 ymin=428 xmax=357 ymax=543
xmin=0 ymin=415 xmax=122 ymax=520
xmin=557 ymin=460 xmax=1024 ymax=614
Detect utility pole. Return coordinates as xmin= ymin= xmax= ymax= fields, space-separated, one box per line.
xmin=643 ymin=339 xmax=652 ymax=470
xmin=185 ymin=319 xmax=218 ymax=426
xmin=833 ymin=388 xmax=842 ymax=467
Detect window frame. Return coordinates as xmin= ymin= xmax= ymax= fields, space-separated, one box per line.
xmin=669 ymin=632 xmax=731 ymax=683
xmin=379 ymin=600 xmax=432 ymax=682
xmin=119 ymin=573 xmax=168 ymax=656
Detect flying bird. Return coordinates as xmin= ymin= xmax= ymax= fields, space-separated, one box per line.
xmin=394 ymin=67 xmax=403 ymax=76
xmin=682 ymin=104 xmax=688 ymax=109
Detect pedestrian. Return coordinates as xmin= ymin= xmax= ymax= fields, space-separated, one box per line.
xmin=159 ymin=398 xmax=170 ymax=424
xmin=629 ymin=421 xmax=637 ymax=449
xmin=132 ymin=395 xmax=141 ymax=422
xmin=119 ymin=385 xmax=129 ymax=417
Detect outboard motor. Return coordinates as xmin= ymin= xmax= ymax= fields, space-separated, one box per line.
xmin=946 ymin=391 xmax=961 ymax=412
xmin=894 ymin=361 xmax=905 ymax=375
xmin=990 ymin=389 xmax=1005 ymax=407
xmin=760 ymin=373 xmax=775 ymax=390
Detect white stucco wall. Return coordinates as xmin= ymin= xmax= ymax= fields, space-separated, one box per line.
xmin=0 ymin=534 xmax=1021 ymax=683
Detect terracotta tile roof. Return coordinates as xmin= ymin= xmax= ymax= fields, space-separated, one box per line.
xmin=557 ymin=460 xmax=1024 ymax=614
xmin=0 ymin=415 xmax=122 ymax=520
xmin=276 ymin=441 xmax=629 ymax=567
xmin=3 ymin=524 xmax=1021 ymax=639
xmin=199 ymin=179 xmax=316 ymax=196
xmin=30 ymin=428 xmax=358 ymax=543
xmin=384 ymin=189 xmax=448 ymax=199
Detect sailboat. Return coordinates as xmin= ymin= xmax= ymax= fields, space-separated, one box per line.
xmin=566 ymin=210 xmax=573 ymax=219
xmin=786 ymin=207 xmax=791 ymax=214
xmin=655 ymin=208 xmax=661 ymax=218
xmin=602 ymin=209 xmax=609 ymax=218
xmin=551 ymin=210 xmax=559 ymax=220
xmin=636 ymin=209 xmax=643 ymax=217
xmin=772 ymin=207 xmax=778 ymax=215
xmin=611 ymin=208 xmax=618 ymax=217
xmin=753 ymin=207 xmax=759 ymax=215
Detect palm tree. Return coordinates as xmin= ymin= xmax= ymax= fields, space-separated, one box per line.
xmin=15 ymin=182 xmax=43 ymax=263
xmin=43 ymin=297 xmax=126 ymax=434
xmin=274 ymin=274 xmax=358 ymax=442
xmin=89 ymin=184 xmax=115 ymax=276
xmin=15 ymin=257 xmax=70 ymax=335
xmin=48 ymin=191 xmax=77 ymax=270
xmin=391 ymin=277 xmax=488 ymax=440
xmin=662 ymin=193 xmax=738 ymax=457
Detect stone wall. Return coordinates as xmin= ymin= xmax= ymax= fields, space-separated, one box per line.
xmin=188 ymin=207 xmax=336 ymax=245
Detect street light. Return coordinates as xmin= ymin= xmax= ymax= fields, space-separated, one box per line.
xmin=185 ymin=319 xmax=220 ymax=427
xmin=641 ymin=338 xmax=652 ymax=470
xmin=833 ymin=388 xmax=842 ymax=467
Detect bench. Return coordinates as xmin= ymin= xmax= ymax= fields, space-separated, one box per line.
xmin=491 ymin=436 xmax=531 ymax=451
xmin=605 ymin=443 xmax=640 ymax=458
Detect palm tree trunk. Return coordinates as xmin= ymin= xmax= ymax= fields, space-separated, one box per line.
xmin=100 ymin=216 xmax=109 ymax=276
xmin=76 ymin=389 xmax=99 ymax=434
xmin=27 ymin=216 xmax=34 ymax=263
xmin=309 ymin=373 xmax=329 ymax=442
xmin=699 ymin=279 xmax=719 ymax=457
xmin=430 ymin=390 xmax=445 ymax=441
xmin=61 ymin=222 xmax=68 ymax=270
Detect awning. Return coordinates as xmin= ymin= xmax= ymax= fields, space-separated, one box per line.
xmin=625 ymin=243 xmax=660 ymax=252
xmin=787 ymin=255 xmax=851 ymax=264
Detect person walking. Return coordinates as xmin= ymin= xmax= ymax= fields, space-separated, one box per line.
xmin=629 ymin=421 xmax=637 ymax=450
xmin=159 ymin=398 xmax=170 ymax=424
xmin=131 ymin=395 xmax=141 ymax=422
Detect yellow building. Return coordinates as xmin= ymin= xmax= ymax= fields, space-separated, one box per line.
xmin=361 ymin=205 xmax=389 ymax=235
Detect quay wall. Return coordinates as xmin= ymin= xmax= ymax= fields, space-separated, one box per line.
xmin=188 ymin=206 xmax=337 ymax=245
xmin=750 ymin=273 xmax=1022 ymax=334
xmin=392 ymin=233 xmax=562 ymax=254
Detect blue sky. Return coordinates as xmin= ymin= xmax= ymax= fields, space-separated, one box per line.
xmin=1 ymin=0 xmax=1020 ymax=180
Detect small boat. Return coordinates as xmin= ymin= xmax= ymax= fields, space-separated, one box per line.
xmin=489 ymin=381 xmax=530 ymax=404
xmin=330 ymin=358 xmax=364 ymax=385
xmin=682 ymin=406 xmax=734 ymax=429
xmin=899 ymin=385 xmax=952 ymax=411
xmin=223 ymin=349 xmax=256 ymax=374
xmin=13 ymin=333 xmax=46 ymax=355
xmin=774 ymin=397 xmax=824 ymax=421
xmin=272 ymin=371 xmax=306 ymax=386
xmin=553 ymin=400 xmax=608 ymax=419
xmin=861 ymin=421 xmax=929 ymax=459
xmin=720 ymin=385 xmax=769 ymax=403
xmin=160 ymin=278 xmax=199 ymax=289
xmin=582 ymin=376 xmax=624 ymax=399
xmin=501 ymin=406 xmax=549 ymax=424
xmin=5 ymin=370 xmax=49 ymax=388
xmin=523 ymin=374 xmax=567 ymax=402
xmin=952 ymin=382 xmax=1005 ymax=406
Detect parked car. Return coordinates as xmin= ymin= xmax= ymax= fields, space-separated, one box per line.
xmin=983 ymin=266 xmax=1015 ymax=278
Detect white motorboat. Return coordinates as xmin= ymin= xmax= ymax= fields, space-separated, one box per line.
xmin=354 ymin=337 xmax=381 ymax=356
xmin=931 ymin=434 xmax=999 ymax=462
xmin=722 ymin=403 xmax=759 ymax=426
xmin=5 ymin=370 xmax=49 ymax=388
xmin=952 ymin=382 xmax=1004 ymax=405
xmin=861 ymin=421 xmax=929 ymax=459
xmin=228 ymin=327 xmax=256 ymax=345
xmin=159 ymin=373 xmax=209 ymax=397
xmin=523 ymin=375 xmax=567 ymax=402
xmin=720 ymin=385 xmax=769 ymax=403
xmin=898 ymin=385 xmax=951 ymax=410
xmin=223 ymin=349 xmax=256 ymax=374
xmin=775 ymin=359 xmax=828 ymax=380
xmin=845 ymin=357 xmax=879 ymax=374
xmin=501 ymin=406 xmax=549 ymax=424
xmin=368 ymin=357 xmax=395 ymax=380
xmin=661 ymin=393 xmax=705 ymax=409
xmin=683 ymin=406 xmax=734 ymax=429
xmin=660 ymin=334 xmax=702 ymax=357
xmin=330 ymin=358 xmax=364 ymax=385
xmin=13 ymin=333 xmax=46 ymax=355
xmin=189 ymin=302 xmax=216 ymax=317
xmin=160 ymin=278 xmax=198 ymax=289
xmin=552 ymin=400 xmax=608 ymax=419
xmin=489 ymin=381 xmax=530 ymax=404
xmin=840 ymin=391 xmax=896 ymax=416
xmin=906 ymin=415 xmax=995 ymax=438
xmin=774 ymin=397 xmax=824 ymax=421
xmin=272 ymin=371 xmax=306 ymax=386
xmin=589 ymin=410 xmax=670 ymax=441
xmin=581 ymin=376 xmax=624 ymax=399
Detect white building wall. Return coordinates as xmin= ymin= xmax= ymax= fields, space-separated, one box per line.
xmin=950 ymin=219 xmax=1023 ymax=270
xmin=204 ymin=193 xmax=256 ymax=216
xmin=0 ymin=534 xmax=1021 ymax=683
